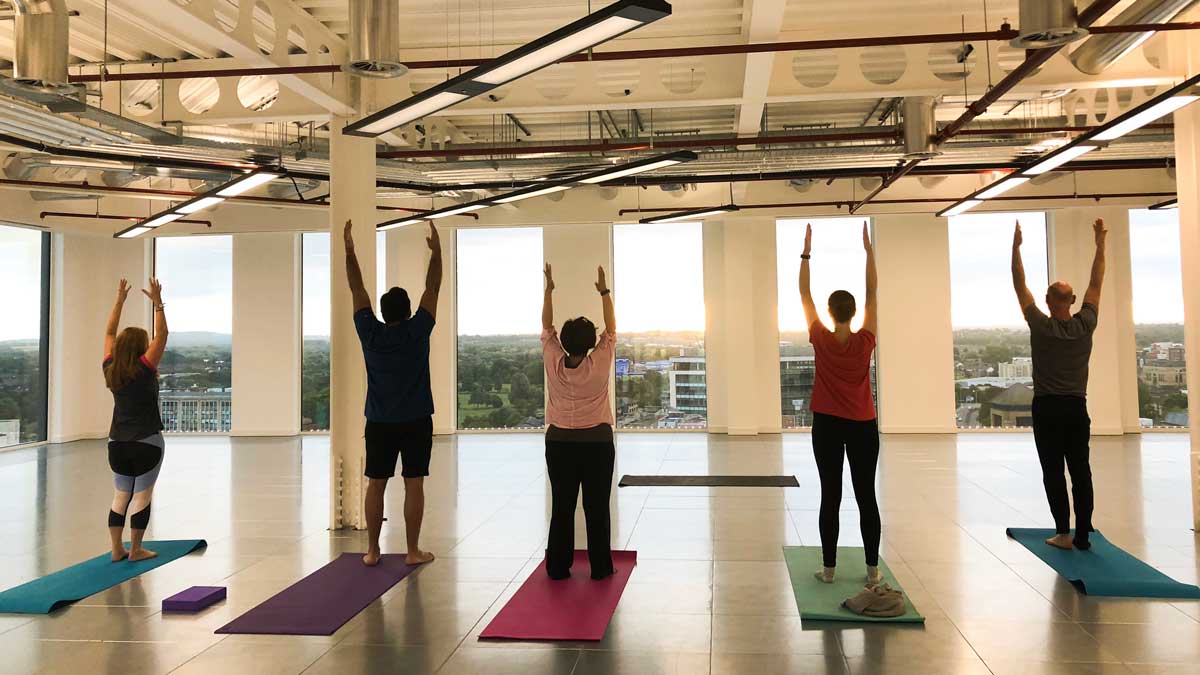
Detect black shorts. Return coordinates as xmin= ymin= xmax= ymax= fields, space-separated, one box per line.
xmin=364 ymin=416 xmax=433 ymax=479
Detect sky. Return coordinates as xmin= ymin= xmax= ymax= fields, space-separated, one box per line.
xmin=1129 ymin=208 xmax=1185 ymax=324
xmin=456 ymin=227 xmax=543 ymax=336
xmin=948 ymin=211 xmax=1049 ymax=328
xmin=613 ymin=222 xmax=705 ymax=333
xmin=301 ymin=232 xmax=387 ymax=336
xmin=0 ymin=226 xmax=42 ymax=341
xmin=155 ymin=235 xmax=234 ymax=334
xmin=777 ymin=218 xmax=869 ymax=332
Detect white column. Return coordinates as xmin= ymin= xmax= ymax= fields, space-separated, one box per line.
xmin=542 ymin=223 xmax=615 ymax=412
xmin=384 ymin=225 xmax=457 ymax=435
xmin=1173 ymin=34 xmax=1200 ymax=528
xmin=1048 ymin=207 xmax=1136 ymax=436
xmin=702 ymin=216 xmax=781 ymax=435
xmin=231 ymin=232 xmax=301 ymax=436
xmin=49 ymin=234 xmax=150 ymax=443
xmin=328 ymin=117 xmax=377 ymax=530
xmin=874 ymin=213 xmax=957 ymax=433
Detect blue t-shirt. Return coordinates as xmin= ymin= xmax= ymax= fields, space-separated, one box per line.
xmin=354 ymin=307 xmax=435 ymax=423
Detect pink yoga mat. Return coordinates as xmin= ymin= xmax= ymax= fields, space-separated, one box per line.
xmin=480 ymin=550 xmax=637 ymax=641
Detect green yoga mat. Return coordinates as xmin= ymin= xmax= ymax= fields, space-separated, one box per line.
xmin=0 ymin=539 xmax=207 ymax=614
xmin=1007 ymin=528 xmax=1200 ymax=599
xmin=782 ymin=546 xmax=924 ymax=624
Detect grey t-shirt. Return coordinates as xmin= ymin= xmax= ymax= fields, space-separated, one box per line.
xmin=1024 ymin=302 xmax=1099 ymax=398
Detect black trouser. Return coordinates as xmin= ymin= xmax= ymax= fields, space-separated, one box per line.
xmin=1031 ymin=395 xmax=1093 ymax=543
xmin=812 ymin=412 xmax=881 ymax=568
xmin=545 ymin=439 xmax=615 ymax=579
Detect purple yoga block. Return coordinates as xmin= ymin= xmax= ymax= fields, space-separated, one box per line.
xmin=162 ymin=586 xmax=226 ymax=612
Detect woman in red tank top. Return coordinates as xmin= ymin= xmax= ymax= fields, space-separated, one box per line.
xmin=799 ymin=223 xmax=883 ymax=587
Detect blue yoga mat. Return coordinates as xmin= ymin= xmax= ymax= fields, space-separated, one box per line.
xmin=1007 ymin=528 xmax=1200 ymax=599
xmin=0 ymin=539 xmax=207 ymax=614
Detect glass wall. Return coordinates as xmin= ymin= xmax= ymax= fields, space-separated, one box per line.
xmin=1130 ymin=208 xmax=1188 ymax=428
xmin=456 ymin=227 xmax=544 ymax=430
xmin=949 ymin=212 xmax=1048 ymax=428
xmin=613 ymin=222 xmax=707 ymax=429
xmin=0 ymin=226 xmax=49 ymax=448
xmin=776 ymin=218 xmax=877 ymax=428
xmin=154 ymin=236 xmax=234 ymax=433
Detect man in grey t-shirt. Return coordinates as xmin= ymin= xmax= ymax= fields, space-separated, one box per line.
xmin=1011 ymin=218 xmax=1107 ymax=551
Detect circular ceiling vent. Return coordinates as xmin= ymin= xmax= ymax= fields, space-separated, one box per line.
xmin=1011 ymin=27 xmax=1089 ymax=49
xmin=342 ymin=60 xmax=409 ymax=79
xmin=1011 ymin=0 xmax=1089 ymax=49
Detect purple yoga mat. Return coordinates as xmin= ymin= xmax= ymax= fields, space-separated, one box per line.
xmin=215 ymin=553 xmax=420 ymax=635
xmin=480 ymin=550 xmax=637 ymax=641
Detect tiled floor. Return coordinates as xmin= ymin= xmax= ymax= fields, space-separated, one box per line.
xmin=0 ymin=432 xmax=1197 ymax=674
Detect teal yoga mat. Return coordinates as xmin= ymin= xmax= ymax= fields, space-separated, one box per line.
xmin=0 ymin=539 xmax=207 ymax=614
xmin=783 ymin=546 xmax=924 ymax=623
xmin=1007 ymin=528 xmax=1200 ymax=599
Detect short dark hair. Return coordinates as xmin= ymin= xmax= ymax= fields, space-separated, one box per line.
xmin=380 ymin=287 xmax=411 ymax=323
xmin=560 ymin=317 xmax=597 ymax=357
xmin=828 ymin=290 xmax=857 ymax=324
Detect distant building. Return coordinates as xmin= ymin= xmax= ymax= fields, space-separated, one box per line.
xmin=668 ymin=356 xmax=707 ymax=417
xmin=160 ymin=389 xmax=232 ymax=433
xmin=988 ymin=383 xmax=1035 ymax=427
xmin=998 ymin=357 xmax=1033 ymax=379
xmin=780 ymin=356 xmax=816 ymax=428
xmin=0 ymin=420 xmax=19 ymax=446
xmin=1140 ymin=363 xmax=1187 ymax=387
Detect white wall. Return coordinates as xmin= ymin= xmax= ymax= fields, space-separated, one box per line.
xmin=874 ymin=213 xmax=957 ymax=433
xmin=231 ymin=232 xmax=301 ymax=436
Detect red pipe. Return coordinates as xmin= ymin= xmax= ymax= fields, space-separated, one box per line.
xmin=66 ymin=22 xmax=1200 ymax=84
xmin=39 ymin=211 xmax=211 ymax=226
xmin=619 ymin=192 xmax=1176 ymax=215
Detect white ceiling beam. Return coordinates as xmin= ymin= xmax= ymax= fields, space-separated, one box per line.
xmin=736 ymin=0 xmax=788 ymax=138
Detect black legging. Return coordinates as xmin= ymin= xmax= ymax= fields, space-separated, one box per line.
xmin=812 ymin=412 xmax=881 ymax=568
xmin=545 ymin=439 xmax=615 ymax=580
xmin=1031 ymin=395 xmax=1093 ymax=545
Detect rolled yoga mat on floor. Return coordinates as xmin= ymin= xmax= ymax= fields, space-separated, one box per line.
xmin=782 ymin=546 xmax=924 ymax=624
xmin=216 ymin=553 xmax=421 ymax=635
xmin=1006 ymin=528 xmax=1200 ymax=599
xmin=480 ymin=550 xmax=637 ymax=641
xmin=0 ymin=539 xmax=208 ymax=614
xmin=619 ymin=475 xmax=799 ymax=488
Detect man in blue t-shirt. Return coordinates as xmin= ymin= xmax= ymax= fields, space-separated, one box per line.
xmin=343 ymin=219 xmax=442 ymax=567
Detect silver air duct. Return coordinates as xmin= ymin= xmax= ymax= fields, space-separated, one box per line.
xmin=902 ymin=96 xmax=942 ymax=159
xmin=1069 ymin=0 xmax=1198 ymax=74
xmin=11 ymin=0 xmax=74 ymax=94
xmin=343 ymin=0 xmax=407 ymax=78
xmin=1011 ymin=0 xmax=1089 ymax=49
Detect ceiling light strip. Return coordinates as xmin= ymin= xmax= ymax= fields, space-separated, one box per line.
xmin=112 ymin=167 xmax=285 ymax=238
xmin=639 ymin=204 xmax=740 ymax=224
xmin=938 ymin=73 xmax=1200 ymax=218
xmin=343 ymin=0 xmax=672 ymax=138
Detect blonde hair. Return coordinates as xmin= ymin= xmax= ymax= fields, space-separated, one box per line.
xmin=105 ymin=327 xmax=151 ymax=391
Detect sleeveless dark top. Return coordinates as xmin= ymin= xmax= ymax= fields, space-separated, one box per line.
xmin=103 ymin=355 xmax=164 ymax=441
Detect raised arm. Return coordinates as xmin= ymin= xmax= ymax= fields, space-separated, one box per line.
xmin=142 ymin=278 xmax=168 ymax=368
xmin=343 ymin=220 xmax=372 ymax=314
xmin=1011 ymin=222 xmax=1036 ymax=312
xmin=104 ymin=279 xmax=130 ymax=356
xmin=596 ymin=266 xmax=615 ymax=335
xmin=862 ymin=222 xmax=878 ymax=336
xmin=799 ymin=224 xmax=819 ymax=328
xmin=542 ymin=264 xmax=555 ymax=330
xmin=418 ymin=223 xmax=443 ymax=321
xmin=1082 ymin=218 xmax=1107 ymax=307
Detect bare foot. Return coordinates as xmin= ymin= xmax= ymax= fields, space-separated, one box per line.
xmin=128 ymin=548 xmax=157 ymax=562
xmin=111 ymin=549 xmax=129 ymax=562
xmin=405 ymin=550 xmax=435 ymax=565
xmin=1044 ymin=534 xmax=1073 ymax=550
xmin=363 ymin=550 xmax=381 ymax=567
xmin=813 ymin=567 xmax=835 ymax=584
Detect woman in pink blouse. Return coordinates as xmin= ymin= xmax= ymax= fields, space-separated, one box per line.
xmin=540 ymin=263 xmax=617 ymax=580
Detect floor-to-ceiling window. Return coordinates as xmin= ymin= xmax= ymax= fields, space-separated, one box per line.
xmin=0 ymin=225 xmax=49 ymax=448
xmin=776 ymin=218 xmax=877 ymax=428
xmin=1130 ymin=208 xmax=1189 ymax=428
xmin=300 ymin=231 xmax=387 ymax=432
xmin=154 ymin=236 xmax=233 ymax=433
xmin=949 ymin=212 xmax=1048 ymax=429
xmin=613 ymin=222 xmax=707 ymax=429
xmin=456 ymin=227 xmax=544 ymax=430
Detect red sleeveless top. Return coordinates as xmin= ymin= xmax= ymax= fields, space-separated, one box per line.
xmin=809 ymin=322 xmax=877 ymax=422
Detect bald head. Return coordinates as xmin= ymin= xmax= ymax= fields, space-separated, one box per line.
xmin=1046 ymin=281 xmax=1076 ymax=316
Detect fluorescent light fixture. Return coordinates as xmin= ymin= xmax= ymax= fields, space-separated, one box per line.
xmin=143 ymin=213 xmax=184 ymax=228
xmin=580 ymin=157 xmax=689 ymax=183
xmin=176 ymin=196 xmax=225 ymax=214
xmin=495 ymin=184 xmax=572 ymax=203
xmin=427 ymin=204 xmax=488 ymax=219
xmin=1092 ymin=95 xmax=1199 ymax=141
xmin=117 ymin=227 xmax=152 ymax=239
xmin=216 ymin=170 xmax=282 ymax=197
xmin=1025 ymin=144 xmax=1097 ymax=175
xmin=1149 ymin=198 xmax=1178 ymax=210
xmin=344 ymin=1 xmax=671 ymax=138
xmin=47 ymin=157 xmax=135 ymax=170
xmin=939 ymin=200 xmax=982 ymax=218
xmin=976 ymin=176 xmax=1031 ymax=200
xmin=640 ymin=204 xmax=739 ymax=224
xmin=377 ymin=218 xmax=427 ymax=231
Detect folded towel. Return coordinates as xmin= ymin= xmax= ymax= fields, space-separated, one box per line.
xmin=843 ymin=583 xmax=906 ymax=618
